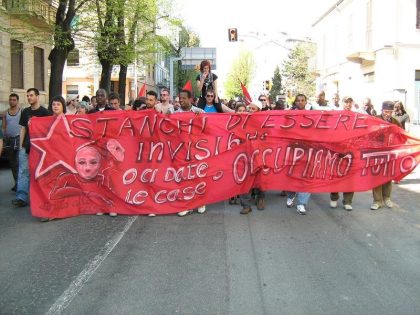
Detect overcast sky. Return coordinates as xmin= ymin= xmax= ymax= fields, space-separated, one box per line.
xmin=174 ymin=0 xmax=335 ymax=96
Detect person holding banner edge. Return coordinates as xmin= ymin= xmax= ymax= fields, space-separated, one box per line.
xmin=370 ymin=101 xmax=402 ymax=210
xmin=12 ymin=88 xmax=50 ymax=209
xmin=329 ymin=96 xmax=356 ymax=211
xmin=175 ymin=89 xmax=206 ymax=217
xmin=286 ymin=94 xmax=312 ymax=215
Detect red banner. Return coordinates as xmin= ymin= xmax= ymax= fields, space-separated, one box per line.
xmin=29 ymin=110 xmax=420 ymax=218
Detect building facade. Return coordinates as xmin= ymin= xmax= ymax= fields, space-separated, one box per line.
xmin=0 ymin=0 xmax=53 ymax=111
xmin=63 ymin=42 xmax=169 ymax=103
xmin=63 ymin=46 xmax=161 ymax=104
xmin=313 ymin=0 xmax=420 ymax=123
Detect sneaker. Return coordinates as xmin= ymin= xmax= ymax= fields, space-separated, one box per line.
xmin=148 ymin=214 xmax=156 ymax=217
xmin=330 ymin=200 xmax=338 ymax=208
xmin=256 ymin=197 xmax=265 ymax=210
xmin=343 ymin=204 xmax=353 ymax=211
xmin=286 ymin=196 xmax=295 ymax=208
xmin=109 ymin=212 xmax=117 ymax=217
xmin=40 ymin=217 xmax=55 ymax=222
xmin=384 ymin=199 xmax=393 ymax=208
xmin=177 ymin=210 xmax=192 ymax=217
xmin=96 ymin=212 xmax=104 ymax=215
xmin=296 ymin=204 xmax=306 ymax=215
xmin=13 ymin=199 xmax=28 ymax=207
xmin=370 ymin=203 xmax=381 ymax=210
xmin=240 ymin=207 xmax=252 ymax=214
xmin=197 ymin=206 xmax=206 ymax=214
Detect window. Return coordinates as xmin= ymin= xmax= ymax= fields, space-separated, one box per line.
xmin=11 ymin=40 xmax=24 ymax=89
xmin=364 ymin=72 xmax=375 ymax=83
xmin=67 ymin=49 xmax=80 ymax=66
xmin=34 ymin=46 xmax=45 ymax=91
xmin=417 ymin=0 xmax=420 ymax=28
xmin=66 ymin=85 xmax=78 ymax=95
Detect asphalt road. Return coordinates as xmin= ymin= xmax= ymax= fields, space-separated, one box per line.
xmin=1 ymin=162 xmax=419 ymax=315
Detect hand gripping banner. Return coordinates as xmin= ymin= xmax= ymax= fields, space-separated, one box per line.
xmin=29 ymin=110 xmax=420 ymax=218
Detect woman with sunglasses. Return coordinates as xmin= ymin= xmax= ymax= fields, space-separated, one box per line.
xmin=196 ymin=60 xmax=218 ymax=107
xmin=198 ymin=90 xmax=224 ymax=113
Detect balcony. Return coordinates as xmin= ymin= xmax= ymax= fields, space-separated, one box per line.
xmin=346 ymin=51 xmax=375 ymax=64
xmin=3 ymin=0 xmax=56 ymax=29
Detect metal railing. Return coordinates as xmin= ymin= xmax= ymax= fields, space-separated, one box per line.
xmin=2 ymin=0 xmax=56 ymax=25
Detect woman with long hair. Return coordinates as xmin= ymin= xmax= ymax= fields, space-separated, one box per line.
xmin=393 ymin=101 xmax=410 ymax=131
xmin=196 ymin=60 xmax=218 ymax=107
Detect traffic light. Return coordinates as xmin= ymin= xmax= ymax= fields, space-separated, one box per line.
xmin=228 ymin=28 xmax=238 ymax=42
xmin=265 ymin=80 xmax=270 ymax=91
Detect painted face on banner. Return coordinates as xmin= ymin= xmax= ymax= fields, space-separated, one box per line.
xmin=75 ymin=146 xmax=102 ymax=180
xmin=106 ymin=139 xmax=125 ymax=162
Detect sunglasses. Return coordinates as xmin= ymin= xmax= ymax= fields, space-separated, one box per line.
xmin=260 ymin=99 xmax=267 ymax=101
xmin=206 ymin=95 xmax=214 ymax=97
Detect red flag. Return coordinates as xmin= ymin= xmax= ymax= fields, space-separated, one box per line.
xmin=137 ymin=83 xmax=146 ymax=98
xmin=182 ymin=80 xmax=193 ymax=94
xmin=241 ymin=82 xmax=252 ymax=105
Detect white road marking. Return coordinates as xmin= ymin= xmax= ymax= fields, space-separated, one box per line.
xmin=46 ymin=216 xmax=138 ymax=315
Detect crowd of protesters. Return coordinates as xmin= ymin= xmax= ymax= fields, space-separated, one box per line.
xmin=0 ymin=60 xmax=413 ymax=221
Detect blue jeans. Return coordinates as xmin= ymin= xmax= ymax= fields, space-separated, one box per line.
xmin=16 ymin=149 xmax=29 ymax=203
xmin=287 ymin=192 xmax=311 ymax=205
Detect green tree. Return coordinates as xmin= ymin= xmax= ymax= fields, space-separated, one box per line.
xmin=172 ymin=26 xmax=201 ymax=96
xmin=48 ymin=1 xmax=90 ymax=100
xmin=114 ymin=0 xmax=164 ymax=105
xmin=224 ymin=50 xmax=256 ymax=99
xmin=281 ymin=42 xmax=316 ymax=97
xmin=93 ymin=0 xmax=174 ymax=94
xmin=269 ymin=66 xmax=282 ymax=100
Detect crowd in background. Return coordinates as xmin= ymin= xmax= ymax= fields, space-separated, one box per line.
xmin=0 ymin=59 xmax=412 ymax=220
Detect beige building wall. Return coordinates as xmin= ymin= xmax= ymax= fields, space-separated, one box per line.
xmin=313 ymin=0 xmax=420 ymax=122
xmin=0 ymin=8 xmax=52 ymax=111
xmin=63 ymin=45 xmax=155 ymax=103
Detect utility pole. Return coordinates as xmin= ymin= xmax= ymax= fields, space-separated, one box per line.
xmin=169 ymin=56 xmax=182 ymax=100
